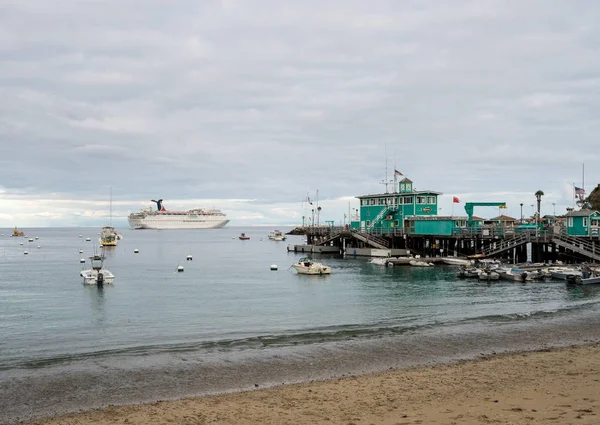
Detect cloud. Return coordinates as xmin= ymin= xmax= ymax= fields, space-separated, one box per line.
xmin=1 ymin=1 xmax=599 ymax=226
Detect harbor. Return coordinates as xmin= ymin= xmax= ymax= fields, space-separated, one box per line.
xmin=289 ymin=177 xmax=600 ymax=267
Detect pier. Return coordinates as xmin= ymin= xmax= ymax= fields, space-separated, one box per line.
xmin=288 ymin=225 xmax=600 ymax=264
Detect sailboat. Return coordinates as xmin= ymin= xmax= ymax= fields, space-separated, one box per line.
xmin=99 ymin=188 xmax=119 ymax=247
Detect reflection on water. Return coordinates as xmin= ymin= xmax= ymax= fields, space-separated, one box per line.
xmin=86 ymin=284 xmax=107 ymax=325
xmin=565 ymin=282 xmax=600 ymax=300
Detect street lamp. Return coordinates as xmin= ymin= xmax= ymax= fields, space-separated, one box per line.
xmin=520 ymin=203 xmax=523 ymax=222
xmin=552 ymin=202 xmax=556 ymax=216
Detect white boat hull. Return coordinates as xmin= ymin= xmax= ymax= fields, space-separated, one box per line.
xmin=80 ymin=269 xmax=115 ymax=285
xmin=128 ymin=215 xmax=229 ymax=229
xmin=292 ymin=260 xmax=331 ymax=275
xmin=442 ymin=258 xmax=471 ymax=266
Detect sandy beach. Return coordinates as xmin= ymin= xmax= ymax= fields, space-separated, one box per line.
xmin=23 ymin=343 xmax=600 ymax=425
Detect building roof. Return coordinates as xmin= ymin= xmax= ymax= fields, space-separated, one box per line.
xmin=489 ymin=214 xmax=517 ymax=221
xmin=399 ymin=178 xmax=413 ymax=183
xmin=565 ymin=209 xmax=600 ymax=217
xmin=405 ymin=215 xmax=484 ymax=221
xmin=357 ymin=190 xmax=443 ymax=198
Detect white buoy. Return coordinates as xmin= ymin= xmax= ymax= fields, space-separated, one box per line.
xmin=79 ymin=249 xmax=83 ymax=253
xmin=86 ymin=238 xmax=91 ymax=241
xmin=186 ymin=255 xmax=193 ymax=261
xmin=37 ymin=245 xmax=41 ymax=249
xmin=232 ymin=236 xmax=235 ymax=239
xmin=24 ymin=251 xmax=28 ymax=255
xmin=177 ymin=265 xmax=184 ymax=272
xmin=35 ymin=236 xmax=39 ymax=240
xmin=19 ymin=242 xmax=23 ymax=246
xmin=80 ymin=258 xmax=86 ymax=263
xmin=134 ymin=248 xmax=139 ymax=253
xmin=270 ymin=264 xmax=278 ymax=270
xmin=79 ymin=235 xmax=82 ymax=238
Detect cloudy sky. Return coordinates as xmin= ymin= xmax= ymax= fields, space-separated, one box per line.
xmin=1 ymin=0 xmax=599 ymax=227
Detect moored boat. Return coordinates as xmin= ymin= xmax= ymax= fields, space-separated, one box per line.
xmin=239 ymin=232 xmax=250 ymax=240
xmin=268 ymin=230 xmax=287 ymax=241
xmin=292 ymin=257 xmax=331 ymax=275
xmin=99 ymin=226 xmax=118 ymax=247
xmin=80 ymin=254 xmax=115 ymax=285
xmin=442 ymin=257 xmax=471 ymax=266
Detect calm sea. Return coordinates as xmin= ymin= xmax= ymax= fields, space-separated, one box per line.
xmin=2 ymin=226 xmax=600 ymax=423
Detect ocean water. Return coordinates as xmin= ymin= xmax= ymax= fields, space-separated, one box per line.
xmin=2 ymin=226 xmax=600 ymax=423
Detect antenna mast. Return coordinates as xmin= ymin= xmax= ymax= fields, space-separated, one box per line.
xmin=380 ymin=143 xmax=392 ymax=193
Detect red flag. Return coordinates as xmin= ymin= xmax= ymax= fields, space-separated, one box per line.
xmin=453 ymin=196 xmax=460 ymax=203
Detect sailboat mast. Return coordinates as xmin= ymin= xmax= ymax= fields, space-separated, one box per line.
xmin=109 ymin=186 xmax=112 ymax=226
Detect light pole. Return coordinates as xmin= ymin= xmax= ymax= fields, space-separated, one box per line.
xmin=552 ymin=202 xmax=556 ymax=216
xmin=520 ymin=203 xmax=523 ymax=223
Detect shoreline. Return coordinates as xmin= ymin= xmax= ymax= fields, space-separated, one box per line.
xmin=3 ymin=311 xmax=600 ymax=425
xmin=22 ymin=341 xmax=600 ymax=425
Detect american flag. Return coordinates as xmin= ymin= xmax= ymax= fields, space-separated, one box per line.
xmin=575 ymin=186 xmax=585 ymax=198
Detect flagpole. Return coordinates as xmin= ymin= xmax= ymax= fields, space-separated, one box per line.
xmin=582 ymin=162 xmax=585 ymax=197
xmin=573 ymin=183 xmax=575 ymax=208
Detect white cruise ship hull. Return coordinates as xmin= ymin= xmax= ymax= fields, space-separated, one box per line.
xmin=128 ymin=215 xmax=229 ymax=230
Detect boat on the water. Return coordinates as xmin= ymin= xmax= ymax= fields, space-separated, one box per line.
xmin=442 ymin=257 xmax=471 ymax=266
xmin=292 ymin=257 xmax=331 ymax=275
xmin=369 ymin=257 xmax=390 ymax=266
xmin=99 ymin=226 xmax=118 ymax=247
xmin=239 ymin=232 xmax=250 ymax=240
xmin=80 ymin=254 xmax=115 ymax=285
xmin=549 ymin=267 xmax=582 ymax=281
xmin=128 ymin=198 xmax=229 ymax=229
xmin=11 ymin=227 xmax=24 ymax=237
xmin=268 ymin=230 xmax=287 ymax=241
xmin=409 ymin=260 xmax=433 ymax=267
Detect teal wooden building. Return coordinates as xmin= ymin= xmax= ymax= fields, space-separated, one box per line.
xmin=565 ymin=210 xmax=600 ymax=237
xmin=352 ymin=177 xmax=442 ymax=232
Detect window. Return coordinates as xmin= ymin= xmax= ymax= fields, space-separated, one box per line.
xmin=395 ymin=220 xmax=399 ymax=226
xmin=403 ymin=196 xmax=413 ymax=204
xmin=592 ymin=219 xmax=599 ymax=226
xmin=378 ymin=198 xmax=385 ymax=205
xmin=427 ymin=196 xmax=436 ymax=204
xmin=361 ymin=199 xmax=365 ymax=206
xmin=583 ymin=217 xmax=588 ymax=227
xmin=400 ymin=184 xmax=405 ymax=191
xmin=416 ymin=196 xmax=427 ymax=204
xmin=366 ymin=220 xmax=371 ymax=226
xmin=568 ymin=217 xmax=573 ymax=227
xmin=406 ymin=184 xmax=412 ymax=191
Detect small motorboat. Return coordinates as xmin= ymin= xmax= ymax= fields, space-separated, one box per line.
xmin=268 ymin=230 xmax=287 ymax=241
xmin=409 ymin=260 xmax=433 ymax=267
xmin=292 ymin=257 xmax=331 ymax=275
xmin=80 ymin=254 xmax=115 ymax=285
xmin=239 ymin=233 xmax=250 ymax=240
xmin=370 ymin=257 xmax=390 ymax=266
xmin=442 ymin=257 xmax=471 ymax=266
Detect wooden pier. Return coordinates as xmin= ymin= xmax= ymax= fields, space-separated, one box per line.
xmin=289 ymin=226 xmax=600 ymax=264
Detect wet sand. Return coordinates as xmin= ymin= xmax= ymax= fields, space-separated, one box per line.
xmin=22 ymin=343 xmax=600 ymax=425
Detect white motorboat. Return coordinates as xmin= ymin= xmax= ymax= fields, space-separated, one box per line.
xmin=292 ymin=257 xmax=331 ymax=275
xmin=567 ymin=274 xmax=600 ymax=285
xmin=442 ymin=258 xmax=471 ymax=266
xmin=549 ymin=267 xmax=582 ymax=281
xmin=409 ymin=260 xmax=433 ymax=267
xmin=369 ymin=257 xmax=390 ymax=266
xmin=478 ymin=270 xmax=500 ymax=281
xmin=457 ymin=266 xmax=482 ymax=278
xmin=268 ymin=230 xmax=287 ymax=241
xmin=80 ymin=254 xmax=115 ymax=285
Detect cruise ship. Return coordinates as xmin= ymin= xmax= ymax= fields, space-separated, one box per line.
xmin=128 ymin=199 xmax=229 ymax=229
